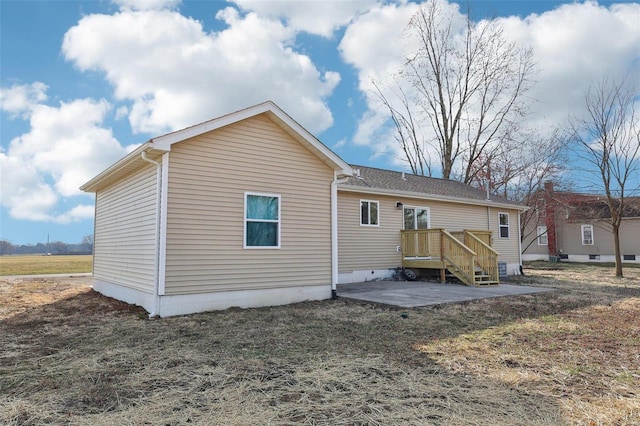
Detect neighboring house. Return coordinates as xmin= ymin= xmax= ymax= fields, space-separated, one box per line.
xmin=81 ymin=101 xmax=526 ymax=317
xmin=522 ymin=182 xmax=640 ymax=263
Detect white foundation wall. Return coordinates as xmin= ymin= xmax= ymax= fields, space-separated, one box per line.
xmin=93 ymin=279 xmax=332 ymax=317
xmin=94 ymin=279 xmax=156 ymax=314
xmin=522 ymin=254 xmax=639 ymax=264
xmin=156 ymin=284 xmax=332 ymax=317
xmin=338 ymin=268 xmax=397 ymax=284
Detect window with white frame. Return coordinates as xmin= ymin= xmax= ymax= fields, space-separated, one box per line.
xmin=498 ymin=213 xmax=510 ymax=238
xmin=244 ymin=193 xmax=280 ymax=248
xmin=360 ymin=200 xmax=379 ymax=226
xmin=581 ymin=224 xmax=594 ymax=245
xmin=537 ymin=226 xmax=548 ymax=245
xmin=403 ymin=207 xmax=430 ymax=230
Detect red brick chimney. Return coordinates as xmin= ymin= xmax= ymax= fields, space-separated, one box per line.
xmin=543 ymin=181 xmax=557 ymax=256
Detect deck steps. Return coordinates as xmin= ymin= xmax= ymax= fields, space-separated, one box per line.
xmin=401 ymin=229 xmax=500 ymax=287
xmin=443 ymin=266 xmax=499 ymax=286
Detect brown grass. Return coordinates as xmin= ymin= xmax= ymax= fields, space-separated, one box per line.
xmin=0 ymin=262 xmax=638 ymax=425
xmin=0 ymin=255 xmax=92 ymax=276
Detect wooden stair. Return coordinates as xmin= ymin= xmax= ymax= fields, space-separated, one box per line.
xmin=473 ymin=268 xmax=499 ymax=286
xmin=401 ymin=229 xmax=500 ymax=287
xmin=444 ymin=264 xmax=498 ymax=287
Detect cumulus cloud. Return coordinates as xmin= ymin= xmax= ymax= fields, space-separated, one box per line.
xmin=61 ymin=4 xmax=341 ymax=135
xmin=113 ymin=0 xmax=181 ymax=12
xmin=497 ymin=1 xmax=640 ymax=127
xmin=232 ymin=0 xmax=376 ymax=37
xmin=0 ymin=82 xmax=48 ymax=118
xmin=339 ymin=1 xmax=420 ymax=148
xmin=340 ymin=0 xmax=640 ymax=168
xmin=1 ymin=91 xmax=131 ymax=223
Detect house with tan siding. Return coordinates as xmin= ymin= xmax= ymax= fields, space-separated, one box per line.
xmin=337 ymin=166 xmax=525 ymax=283
xmin=81 ymin=101 xmax=526 ymax=317
xmin=523 ymin=182 xmax=640 ymax=263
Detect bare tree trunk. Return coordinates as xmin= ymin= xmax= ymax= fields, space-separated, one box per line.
xmin=612 ymin=223 xmax=623 ymax=278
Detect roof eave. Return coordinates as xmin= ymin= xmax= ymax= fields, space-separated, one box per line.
xmin=80 ymin=143 xmax=163 ymax=192
xmin=338 ymin=184 xmax=527 ymax=211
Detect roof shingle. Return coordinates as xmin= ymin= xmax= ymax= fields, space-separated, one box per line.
xmin=340 ymin=165 xmax=521 ymax=207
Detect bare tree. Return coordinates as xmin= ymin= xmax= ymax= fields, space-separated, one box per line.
xmin=571 ymin=75 xmax=640 ymax=277
xmin=372 ymin=80 xmax=433 ymax=176
xmin=0 ymin=240 xmax=14 ymax=256
xmin=81 ymin=234 xmax=94 ymax=253
xmin=465 ymin=130 xmax=567 ymax=251
xmin=374 ymin=0 xmax=535 ymax=182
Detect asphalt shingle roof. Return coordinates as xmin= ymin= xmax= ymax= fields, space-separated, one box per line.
xmin=341 ymin=165 xmax=520 ymax=207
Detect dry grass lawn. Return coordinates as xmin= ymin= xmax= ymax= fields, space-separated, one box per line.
xmin=0 ymin=255 xmax=92 ymax=276
xmin=0 ymin=262 xmax=638 ymax=425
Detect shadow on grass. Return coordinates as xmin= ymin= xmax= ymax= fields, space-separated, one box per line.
xmin=0 ymin=284 xmax=575 ymax=425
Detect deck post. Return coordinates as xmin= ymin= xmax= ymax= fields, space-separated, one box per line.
xmin=440 ymin=268 xmax=445 ymax=284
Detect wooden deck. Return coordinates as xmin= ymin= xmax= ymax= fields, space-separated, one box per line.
xmin=401 ymin=229 xmax=499 ymax=287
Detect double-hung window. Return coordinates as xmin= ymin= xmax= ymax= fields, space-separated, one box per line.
xmin=360 ymin=200 xmax=379 ymax=226
xmin=498 ymin=213 xmax=510 ymax=238
xmin=581 ymin=224 xmax=594 ymax=245
xmin=537 ymin=226 xmax=548 ymax=245
xmin=245 ymin=193 xmax=280 ymax=248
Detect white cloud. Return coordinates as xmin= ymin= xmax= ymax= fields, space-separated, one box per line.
xmin=340 ymin=0 xmax=640 ymax=169
xmin=0 ymin=82 xmax=48 ymax=118
xmin=55 ymin=204 xmax=95 ymax=224
xmin=61 ymin=5 xmax=340 ymax=135
xmin=339 ymin=1 xmax=421 ymax=149
xmin=340 ymin=1 xmax=419 ymax=87
xmin=115 ymin=105 xmax=129 ymax=120
xmin=231 ymin=0 xmax=377 ymax=37
xmin=113 ymin=0 xmax=181 ymax=12
xmin=497 ymin=1 xmax=640 ymax=127
xmin=0 ymin=153 xmax=58 ymax=221
xmin=1 ymin=92 xmax=131 ymax=223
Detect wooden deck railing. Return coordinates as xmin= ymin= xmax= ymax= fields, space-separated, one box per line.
xmin=401 ymin=229 xmax=499 ymax=286
xmin=401 ymin=229 xmax=442 ymax=258
xmin=440 ymin=230 xmax=476 ymax=284
xmin=464 ymin=231 xmax=500 ymax=283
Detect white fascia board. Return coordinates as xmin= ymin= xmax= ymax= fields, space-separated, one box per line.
xmin=151 ymin=102 xmax=275 ymax=149
xmin=80 ymin=142 xmax=153 ymax=192
xmin=338 ymin=184 xmax=527 ymax=211
xmin=265 ymin=106 xmax=353 ymax=176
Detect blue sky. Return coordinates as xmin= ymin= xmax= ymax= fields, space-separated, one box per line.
xmin=1 ymin=0 xmax=639 ymax=245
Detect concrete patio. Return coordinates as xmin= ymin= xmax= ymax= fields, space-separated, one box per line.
xmin=337 ymin=280 xmax=553 ymax=308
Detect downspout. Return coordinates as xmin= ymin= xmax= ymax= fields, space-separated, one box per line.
xmin=331 ymin=172 xmax=350 ymax=299
xmin=141 ymin=151 xmax=162 ymax=317
xmin=487 ymin=206 xmax=491 ymax=230
xmin=517 ymin=211 xmax=524 ymax=275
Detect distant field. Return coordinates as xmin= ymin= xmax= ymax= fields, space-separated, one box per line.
xmin=0 ymin=255 xmax=92 ymax=275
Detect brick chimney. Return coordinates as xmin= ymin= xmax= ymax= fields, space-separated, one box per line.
xmin=543 ymin=181 xmax=557 ymax=256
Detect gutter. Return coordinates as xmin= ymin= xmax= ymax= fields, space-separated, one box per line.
xmin=331 ymin=173 xmax=351 ymax=299
xmin=141 ymin=151 xmax=162 ymax=317
xmin=338 ymin=184 xmax=527 ymax=211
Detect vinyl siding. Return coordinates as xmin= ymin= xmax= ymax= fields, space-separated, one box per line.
xmin=557 ymin=219 xmax=640 ymax=256
xmin=488 ymin=208 xmax=522 ymax=265
xmin=338 ymin=191 xmax=521 ymax=272
xmin=164 ymin=114 xmax=333 ymax=295
xmin=522 ymin=216 xmax=549 ymax=256
xmin=523 ymin=217 xmax=640 ymax=257
xmin=93 ymin=163 xmax=158 ymax=293
xmin=337 ymin=193 xmax=404 ymax=272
